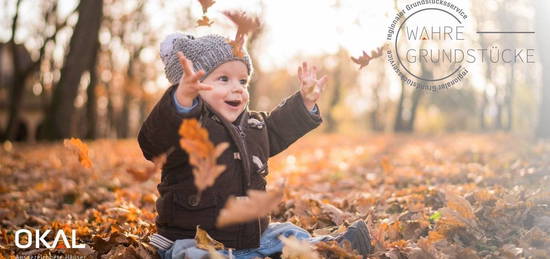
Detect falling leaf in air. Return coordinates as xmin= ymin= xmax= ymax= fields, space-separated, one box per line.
xmin=198 ymin=0 xmax=215 ymax=14
xmin=351 ymin=44 xmax=387 ymax=70
xmin=197 ymin=15 xmax=214 ymax=27
xmin=216 ymin=188 xmax=284 ymax=228
xmin=126 ymin=151 xmax=170 ymax=183
xmin=179 ymin=119 xmax=228 ymax=202
xmin=195 ymin=226 xmax=224 ymax=250
xmin=64 ymin=138 xmax=92 ymax=168
xmin=223 ymin=10 xmax=261 ymax=58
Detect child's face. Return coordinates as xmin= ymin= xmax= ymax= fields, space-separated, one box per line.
xmin=200 ymin=61 xmax=250 ymax=123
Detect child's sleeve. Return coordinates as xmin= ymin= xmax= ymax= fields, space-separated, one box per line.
xmin=138 ymin=84 xmax=202 ymax=161
xmin=264 ymin=91 xmax=322 ymax=157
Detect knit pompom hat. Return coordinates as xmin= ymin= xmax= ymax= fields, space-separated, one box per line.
xmin=160 ymin=33 xmax=253 ymax=85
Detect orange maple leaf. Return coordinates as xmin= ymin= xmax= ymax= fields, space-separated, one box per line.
xmin=179 ymin=119 xmax=228 ymax=200
xmin=197 ymin=15 xmax=214 ymax=27
xmin=63 ymin=138 xmax=92 ymax=168
xmin=223 ymin=10 xmax=261 ymax=58
xmin=351 ymin=44 xmax=387 ymax=70
xmin=216 ymin=188 xmax=284 ymax=228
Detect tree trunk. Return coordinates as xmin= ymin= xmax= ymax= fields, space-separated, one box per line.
xmin=406 ymin=88 xmax=422 ymax=131
xmin=394 ymin=84 xmax=407 ymax=132
xmin=3 ymin=0 xmax=24 ymax=141
xmin=41 ymin=0 xmax=103 ymax=140
xmin=536 ymin=0 xmax=550 ymax=138
xmin=117 ymin=95 xmax=131 ymax=138
xmin=85 ymin=51 xmax=99 ymax=139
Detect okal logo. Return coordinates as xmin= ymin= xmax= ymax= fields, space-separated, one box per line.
xmin=15 ymin=229 xmax=85 ymax=249
xmin=386 ymin=0 xmax=535 ymax=92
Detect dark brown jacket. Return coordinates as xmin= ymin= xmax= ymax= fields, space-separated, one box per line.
xmin=137 ymin=84 xmax=322 ymax=249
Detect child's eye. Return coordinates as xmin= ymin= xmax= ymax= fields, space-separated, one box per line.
xmin=218 ymin=76 xmax=228 ymax=82
xmin=240 ymin=79 xmax=248 ymax=85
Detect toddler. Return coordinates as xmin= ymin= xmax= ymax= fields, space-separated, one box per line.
xmin=138 ymin=33 xmax=372 ymax=259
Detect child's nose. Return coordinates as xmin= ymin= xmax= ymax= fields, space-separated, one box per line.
xmin=231 ymin=82 xmax=244 ymax=93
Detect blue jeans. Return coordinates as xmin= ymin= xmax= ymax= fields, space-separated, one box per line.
xmin=157 ymin=222 xmax=334 ymax=259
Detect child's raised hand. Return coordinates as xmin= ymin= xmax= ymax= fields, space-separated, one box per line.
xmin=298 ymin=61 xmax=328 ymax=111
xmin=175 ymin=51 xmax=213 ymax=106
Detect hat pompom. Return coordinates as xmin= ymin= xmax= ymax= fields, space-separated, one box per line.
xmin=160 ymin=33 xmax=192 ymax=64
xmin=160 ymin=33 xmax=195 ymax=85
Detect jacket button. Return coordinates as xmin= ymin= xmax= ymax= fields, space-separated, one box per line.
xmin=188 ymin=194 xmax=199 ymax=206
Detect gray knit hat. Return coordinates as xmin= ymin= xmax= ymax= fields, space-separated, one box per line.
xmin=160 ymin=33 xmax=253 ymax=85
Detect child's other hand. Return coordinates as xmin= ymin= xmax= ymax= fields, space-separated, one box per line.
xmin=297 ymin=61 xmax=328 ymax=111
xmin=175 ymin=51 xmax=213 ymax=106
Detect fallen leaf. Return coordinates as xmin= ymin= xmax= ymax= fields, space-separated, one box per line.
xmin=445 ymin=192 xmax=475 ymax=220
xmin=195 ymin=226 xmax=225 ymax=250
xmin=315 ymin=240 xmax=362 ymax=259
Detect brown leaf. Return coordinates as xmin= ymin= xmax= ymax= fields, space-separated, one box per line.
xmin=197 ymin=0 xmax=215 ymax=14
xmin=319 ymin=202 xmax=351 ymax=225
xmin=195 ymin=226 xmax=225 ymax=250
xmin=351 ymin=44 xmax=386 ymax=70
xmin=197 ymin=15 xmax=214 ymax=27
xmin=223 ymin=10 xmax=261 ymax=58
xmin=126 ymin=152 xmax=168 ymax=182
xmin=445 ymin=192 xmax=476 ymax=220
xmin=216 ymin=188 xmax=284 ymax=228
xmin=315 ymin=240 xmax=362 ymax=259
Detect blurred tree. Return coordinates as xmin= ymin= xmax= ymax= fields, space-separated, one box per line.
xmin=496 ymin=0 xmax=518 ymax=131
xmin=536 ymin=0 xmax=550 ymax=139
xmin=394 ymin=40 xmax=427 ymax=132
xmin=368 ymin=61 xmax=388 ymax=132
xmin=2 ymin=1 xmax=76 ymax=141
xmin=324 ymin=54 xmax=342 ymax=133
xmin=324 ymin=48 xmax=359 ymax=133
xmin=471 ymin=2 xmax=491 ymax=131
xmin=41 ymin=0 xmax=103 ymax=139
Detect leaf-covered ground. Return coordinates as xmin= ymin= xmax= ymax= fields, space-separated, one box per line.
xmin=1 ymin=134 xmax=549 ymax=258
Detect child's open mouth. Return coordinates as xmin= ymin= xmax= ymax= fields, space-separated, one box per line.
xmin=225 ymin=100 xmax=242 ymax=107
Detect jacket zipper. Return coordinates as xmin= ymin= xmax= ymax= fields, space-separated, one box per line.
xmin=236 ymin=124 xmax=264 ymax=246
xmin=235 ymin=125 xmax=251 ymax=188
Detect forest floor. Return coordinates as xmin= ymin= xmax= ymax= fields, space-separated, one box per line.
xmin=1 ymin=133 xmax=549 ymax=258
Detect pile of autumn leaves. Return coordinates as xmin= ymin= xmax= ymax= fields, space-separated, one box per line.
xmin=1 ymin=126 xmax=550 ymax=258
